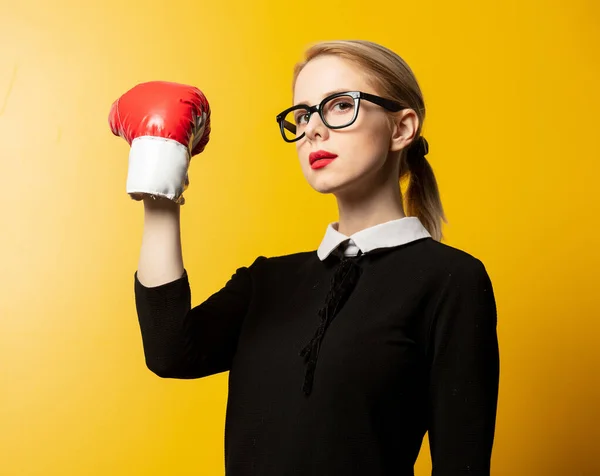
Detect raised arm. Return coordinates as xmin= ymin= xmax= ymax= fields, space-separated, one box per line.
xmin=109 ymin=81 xmax=264 ymax=379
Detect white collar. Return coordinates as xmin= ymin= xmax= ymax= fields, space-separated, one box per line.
xmin=317 ymin=216 xmax=431 ymax=261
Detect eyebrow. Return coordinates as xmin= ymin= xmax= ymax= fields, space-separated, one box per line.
xmin=293 ymin=88 xmax=350 ymax=107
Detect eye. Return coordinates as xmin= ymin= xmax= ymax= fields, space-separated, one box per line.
xmin=334 ymin=101 xmax=353 ymax=111
xmin=326 ymin=96 xmax=355 ymax=115
xmin=294 ymin=110 xmax=310 ymax=125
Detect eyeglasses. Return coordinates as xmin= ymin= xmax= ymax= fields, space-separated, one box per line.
xmin=276 ymin=90 xmax=406 ymax=143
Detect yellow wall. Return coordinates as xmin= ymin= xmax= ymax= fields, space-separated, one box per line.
xmin=1 ymin=0 xmax=599 ymax=474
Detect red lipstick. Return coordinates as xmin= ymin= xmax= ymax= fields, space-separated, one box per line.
xmin=309 ymin=150 xmax=338 ymax=170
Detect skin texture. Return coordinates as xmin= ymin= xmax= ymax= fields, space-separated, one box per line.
xmin=293 ymin=55 xmax=420 ymax=236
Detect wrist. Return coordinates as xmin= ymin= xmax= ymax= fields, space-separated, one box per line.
xmin=143 ymin=195 xmax=181 ymax=214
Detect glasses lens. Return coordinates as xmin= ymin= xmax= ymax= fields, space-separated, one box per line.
xmin=323 ymin=95 xmax=356 ymax=128
xmin=281 ymin=108 xmax=309 ymax=141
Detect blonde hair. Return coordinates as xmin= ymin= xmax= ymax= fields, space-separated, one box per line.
xmin=292 ymin=40 xmax=448 ymax=242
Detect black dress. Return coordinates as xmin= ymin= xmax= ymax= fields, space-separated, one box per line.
xmin=134 ymin=236 xmax=500 ymax=475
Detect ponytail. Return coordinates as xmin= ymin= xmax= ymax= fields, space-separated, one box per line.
xmin=402 ymin=137 xmax=447 ymax=241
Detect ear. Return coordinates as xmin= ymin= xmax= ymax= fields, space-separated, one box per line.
xmin=389 ymin=109 xmax=420 ymax=152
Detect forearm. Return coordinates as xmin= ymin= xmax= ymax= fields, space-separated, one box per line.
xmin=137 ymin=196 xmax=184 ymax=287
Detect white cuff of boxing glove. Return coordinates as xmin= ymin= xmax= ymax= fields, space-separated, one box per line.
xmin=126 ymin=136 xmax=190 ymax=203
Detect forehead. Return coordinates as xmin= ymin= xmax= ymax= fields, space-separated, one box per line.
xmin=293 ymin=55 xmax=371 ymax=105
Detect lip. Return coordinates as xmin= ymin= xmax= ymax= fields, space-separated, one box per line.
xmin=309 ymin=150 xmax=338 ymax=166
xmin=311 ymin=158 xmax=336 ymax=170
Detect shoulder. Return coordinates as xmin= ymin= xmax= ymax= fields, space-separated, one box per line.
xmin=416 ymin=237 xmax=490 ymax=279
xmin=419 ymin=240 xmax=497 ymax=320
xmin=416 ymin=241 xmax=498 ymax=336
xmin=245 ymin=249 xmax=319 ymax=275
xmin=391 ymin=238 xmax=494 ymax=301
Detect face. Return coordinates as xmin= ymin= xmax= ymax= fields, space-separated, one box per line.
xmin=292 ymin=55 xmax=401 ymax=198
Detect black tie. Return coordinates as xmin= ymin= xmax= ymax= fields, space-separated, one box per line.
xmin=299 ymin=242 xmax=364 ymax=395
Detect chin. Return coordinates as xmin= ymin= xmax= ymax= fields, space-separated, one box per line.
xmin=306 ymin=173 xmax=361 ymax=196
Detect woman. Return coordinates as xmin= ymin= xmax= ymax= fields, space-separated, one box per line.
xmin=111 ymin=40 xmax=500 ymax=475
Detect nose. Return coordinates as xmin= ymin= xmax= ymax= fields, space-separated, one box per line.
xmin=303 ymin=111 xmax=329 ymax=141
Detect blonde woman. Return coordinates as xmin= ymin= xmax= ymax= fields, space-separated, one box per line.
xmin=110 ymin=40 xmax=500 ymax=475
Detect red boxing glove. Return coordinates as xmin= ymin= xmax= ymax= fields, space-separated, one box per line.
xmin=109 ymin=81 xmax=211 ymax=204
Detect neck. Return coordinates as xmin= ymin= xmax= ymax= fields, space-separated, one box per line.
xmin=334 ymin=180 xmax=406 ymax=236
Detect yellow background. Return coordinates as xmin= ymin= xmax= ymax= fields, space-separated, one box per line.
xmin=1 ymin=0 xmax=599 ymax=474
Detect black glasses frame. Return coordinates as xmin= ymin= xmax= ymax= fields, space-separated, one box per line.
xmin=276 ymin=90 xmax=406 ymax=143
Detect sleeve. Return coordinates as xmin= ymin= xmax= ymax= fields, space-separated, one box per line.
xmin=427 ymin=259 xmax=500 ymax=476
xmin=133 ymin=255 xmax=267 ymax=379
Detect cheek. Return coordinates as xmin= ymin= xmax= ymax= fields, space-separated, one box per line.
xmin=340 ymin=129 xmax=390 ymax=167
